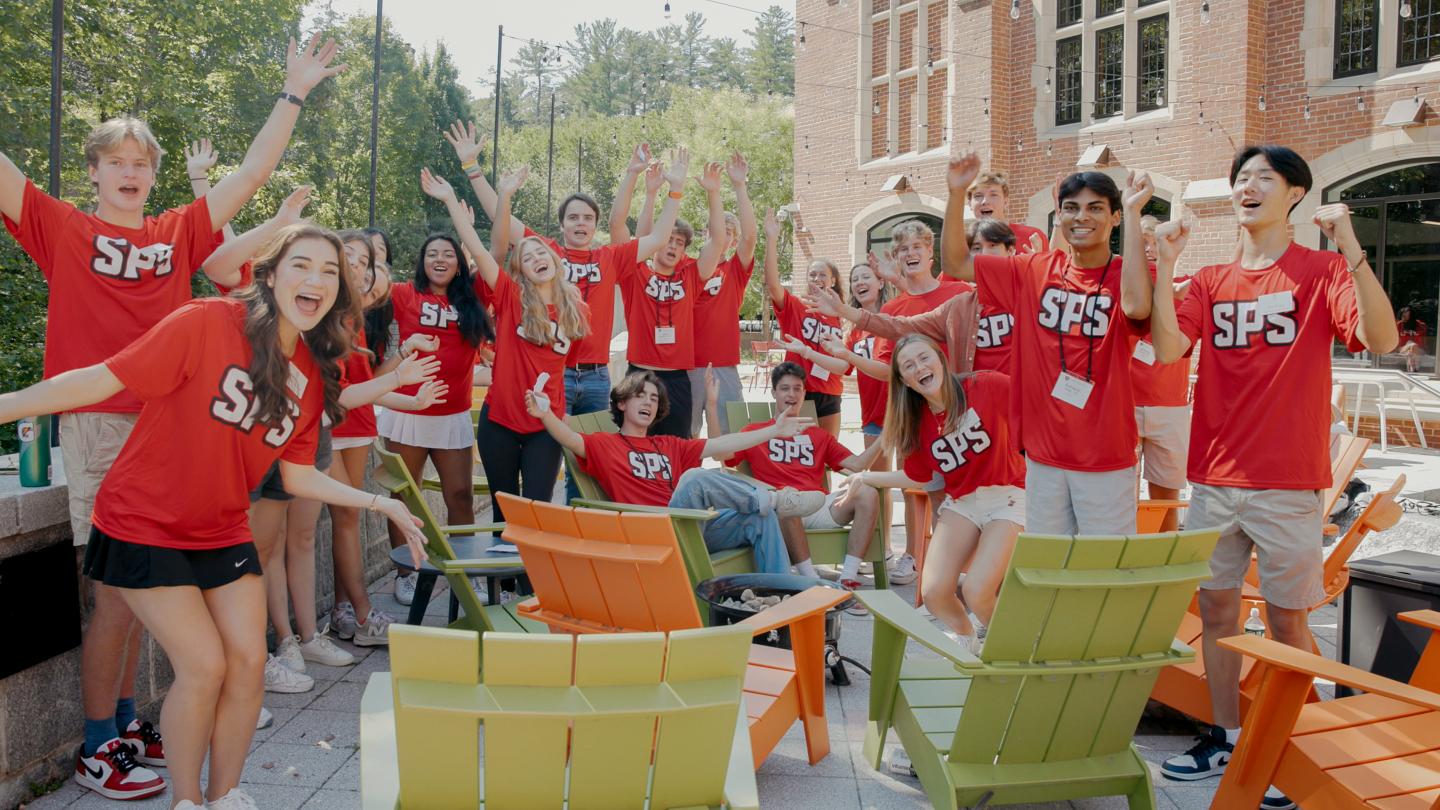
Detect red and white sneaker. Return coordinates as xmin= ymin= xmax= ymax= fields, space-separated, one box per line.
xmin=120 ymin=719 xmax=166 ymax=767
xmin=839 ymin=579 xmax=870 ymax=616
xmin=74 ymin=737 xmax=166 ymax=800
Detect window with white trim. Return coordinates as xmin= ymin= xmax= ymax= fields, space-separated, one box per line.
xmin=1331 ymin=0 xmax=1440 ymax=80
xmin=1045 ymin=0 xmax=1172 ymax=129
xmin=863 ymin=0 xmax=950 ymax=161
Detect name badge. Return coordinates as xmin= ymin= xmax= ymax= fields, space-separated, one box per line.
xmin=793 ymin=432 xmax=813 ymax=446
xmin=1051 ymin=371 xmax=1094 ymax=410
xmin=1257 ymin=290 xmax=1295 ymax=316
xmin=810 ymin=364 xmax=830 ymax=381
xmin=655 ymin=326 xmax=676 ymax=345
xmin=1133 ymin=340 xmax=1157 ymax=366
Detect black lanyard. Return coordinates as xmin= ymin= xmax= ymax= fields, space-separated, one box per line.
xmin=651 ymin=266 xmax=677 ymax=328
xmin=616 ymin=433 xmax=676 ymax=491
xmin=1055 ymin=255 xmax=1113 ymax=383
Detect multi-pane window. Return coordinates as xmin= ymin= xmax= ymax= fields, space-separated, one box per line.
xmin=1335 ymin=0 xmax=1379 ymax=77
xmin=1094 ymin=26 xmax=1124 ymax=118
xmin=1096 ymin=0 xmax=1123 ymax=17
xmin=863 ymin=0 xmax=949 ymax=161
xmin=1399 ymin=0 xmax=1440 ymax=66
xmin=1058 ymin=0 xmax=1083 ymax=28
xmin=1055 ymin=36 xmax=1083 ymax=125
xmin=1137 ymin=15 xmax=1168 ymax=111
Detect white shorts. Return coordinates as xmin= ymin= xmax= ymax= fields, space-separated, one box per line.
xmin=1190 ymin=484 xmax=1326 ymax=610
xmin=330 ymin=435 xmax=375 ymax=451
xmin=939 ymin=486 xmax=1026 ymax=530
xmin=376 ymin=408 xmax=475 ymax=450
xmin=59 ymin=412 xmax=138 ymax=545
xmin=801 ymin=491 xmax=845 ymax=530
xmin=1135 ymin=405 xmax=1190 ymax=490
xmin=1025 ymin=460 xmax=1138 ymax=535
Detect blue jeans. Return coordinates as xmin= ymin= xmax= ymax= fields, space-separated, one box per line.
xmin=564 ymin=365 xmax=612 ymax=502
xmin=668 ymin=468 xmax=790 ymax=575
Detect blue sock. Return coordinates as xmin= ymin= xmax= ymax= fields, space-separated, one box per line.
xmin=114 ymin=697 xmax=137 ymax=735
xmin=83 ymin=717 xmax=117 ymax=757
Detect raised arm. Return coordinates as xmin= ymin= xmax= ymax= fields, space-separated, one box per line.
xmin=0 ymin=364 xmax=124 ymax=423
xmin=205 ymin=36 xmax=345 ymax=231
xmin=184 ymin=139 xmax=236 ymax=242
xmin=941 ymin=153 xmax=982 ymax=283
xmin=818 ymin=332 xmax=888 ymax=380
xmin=636 ymin=148 xmax=689 ymax=262
xmin=778 ymin=332 xmax=848 ymax=377
xmin=1047 ymin=172 xmax=1069 ymax=253
xmin=420 ymin=168 xmax=501 ymax=289
xmin=695 ymin=162 xmax=727 ymax=280
xmin=1316 ymin=204 xmax=1400 ymax=354
xmin=279 ymin=460 xmax=427 ymax=566
xmin=728 ymin=152 xmax=758 ymax=266
xmin=523 ymin=384 xmax=586 ymax=457
xmin=1120 ymin=171 xmax=1156 ymax=320
xmin=761 ymin=207 xmax=787 ymax=305
xmin=702 ymin=407 xmax=813 ymax=459
xmin=1150 ymin=220 xmax=1193 ymax=364
xmin=701 ymin=365 xmax=731 ymax=458
xmin=200 ymin=186 xmax=312 ymax=289
xmin=610 ymin=144 xmax=650 ymax=243
xmin=635 ymin=163 xmax=662 ymax=240
xmin=444 ymin=119 xmax=525 ymax=236
xmin=491 ymin=167 xmax=526 ymax=269
xmin=0 ymin=151 xmax=26 ymax=223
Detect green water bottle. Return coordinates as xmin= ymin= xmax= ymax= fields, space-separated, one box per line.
xmin=18 ymin=414 xmax=52 ymax=487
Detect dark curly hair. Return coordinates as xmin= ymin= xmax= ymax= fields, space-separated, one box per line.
xmin=411 ymin=233 xmax=494 ymax=348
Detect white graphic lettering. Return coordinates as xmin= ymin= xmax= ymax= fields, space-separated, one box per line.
xmin=928 ymin=410 xmax=993 ymax=473
xmin=90 ymin=236 xmax=175 ymax=281
xmin=1037 ymin=287 xmax=1113 ymax=337
xmin=1211 ymin=300 xmax=1298 ymax=349
xmin=627 ymin=451 xmax=674 ymax=481
xmin=975 ymin=313 xmax=1015 ymax=348
xmin=419 ymin=301 xmax=458 ymax=329
xmin=209 ymin=365 xmax=301 ymax=448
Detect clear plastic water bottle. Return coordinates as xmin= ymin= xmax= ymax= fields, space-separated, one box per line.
xmin=1244 ymin=606 xmax=1266 ymax=637
xmin=18 ymin=414 xmax=52 ymax=488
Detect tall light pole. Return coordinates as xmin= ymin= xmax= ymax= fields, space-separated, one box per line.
xmin=49 ymin=0 xmax=62 ymax=197
xmin=545 ymin=93 xmax=556 ymax=233
xmin=491 ymin=25 xmax=503 ymax=186
xmin=368 ymin=0 xmax=382 ymax=226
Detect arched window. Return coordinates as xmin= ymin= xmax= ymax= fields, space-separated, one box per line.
xmin=866 ymin=212 xmax=943 ymax=269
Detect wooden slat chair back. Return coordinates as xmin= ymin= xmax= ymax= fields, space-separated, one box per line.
xmin=1211 ymin=610 xmax=1440 ymax=810
xmin=560 ymin=411 xmax=756 ymax=594
xmin=858 ymin=528 xmax=1220 ymax=810
xmin=1325 ymin=433 xmax=1372 ymax=518
xmin=360 ymin=623 xmax=759 ymax=810
xmin=723 ymin=400 xmax=891 ymax=589
xmin=498 ymin=492 xmax=849 ymax=771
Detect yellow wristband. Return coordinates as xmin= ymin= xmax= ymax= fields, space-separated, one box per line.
xmin=460 ymin=158 xmax=479 ymax=171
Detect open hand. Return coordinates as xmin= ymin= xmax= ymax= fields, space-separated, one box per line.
xmin=663 ymin=147 xmax=690 ymax=189
xmin=411 ymin=380 xmax=449 ymax=409
xmin=763 ymin=207 xmax=780 ymax=239
xmin=284 ymin=34 xmax=347 ymax=98
xmin=420 ymin=168 xmax=456 ymax=203
xmin=401 ymin=334 xmax=440 ymax=357
xmin=801 ymin=285 xmax=844 ymax=318
xmin=443 ymin=120 xmax=486 ymax=166
xmin=697 ymin=161 xmax=724 ymax=194
xmin=394 ymin=352 xmax=441 ymax=386
xmin=946 ymin=152 xmax=982 ymax=194
xmin=726 ymin=151 xmax=749 ymax=186
xmin=704 ymin=363 xmax=719 ymax=405
xmin=380 ymin=500 xmax=428 ymax=569
xmin=1123 ymin=170 xmax=1154 ymax=212
xmin=868 ymin=249 xmax=901 ymax=286
xmin=498 ymin=166 xmax=529 ymax=198
xmin=643 ymin=161 xmax=665 ymax=195
xmin=818 ymin=333 xmax=847 ymax=357
xmin=273 ymin=185 xmax=313 ymax=227
xmin=626 ymin=143 xmax=651 ymax=175
xmin=777 ymin=333 xmax=811 ymax=358
xmin=185 ymin=139 xmax=218 ymax=178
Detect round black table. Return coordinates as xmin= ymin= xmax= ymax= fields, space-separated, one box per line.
xmin=389 ymin=532 xmax=527 ymax=626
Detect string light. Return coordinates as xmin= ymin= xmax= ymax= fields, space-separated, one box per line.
xmin=1200 ymin=0 xmax=1211 ymax=24
xmin=663 ymin=1 xmax=671 ymax=19
xmin=1357 ymin=94 xmax=1366 ymax=112
xmin=872 ymin=99 xmax=881 ymax=115
xmin=1401 ymin=0 xmax=1413 ymax=18
xmin=1044 ymin=67 xmax=1052 ymax=94
xmin=983 ymin=97 xmax=990 ymax=116
xmin=1257 ymin=92 xmax=1266 ymax=112
xmin=1197 ymin=101 xmax=1204 ymax=123
xmin=1016 ymin=137 xmax=1023 ymax=152
xmin=1010 ymin=0 xmax=1021 ymax=20
xmin=1303 ymin=95 xmax=1312 ymax=121
xmin=1046 ymin=141 xmax=1053 ymax=157
xmin=1154 ymin=88 xmax=1164 ymax=107
xmin=798 ymin=21 xmax=806 ymax=46
xmin=926 ymin=49 xmax=935 ymax=77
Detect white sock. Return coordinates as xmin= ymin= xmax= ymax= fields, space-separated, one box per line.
xmin=795 ymin=559 xmax=818 ymax=577
xmin=840 ymin=555 xmax=862 ymax=581
xmin=1223 ymin=727 xmax=1240 ymax=745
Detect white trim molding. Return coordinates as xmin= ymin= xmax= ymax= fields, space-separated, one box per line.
xmin=848 ymin=192 xmax=946 ymax=265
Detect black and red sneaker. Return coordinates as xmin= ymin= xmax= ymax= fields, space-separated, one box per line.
xmin=120 ymin=719 xmax=166 ymax=767
xmin=74 ymin=737 xmax=166 ymax=800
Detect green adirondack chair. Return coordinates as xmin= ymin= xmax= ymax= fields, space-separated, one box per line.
xmin=723 ymin=400 xmax=891 ymax=589
xmin=360 ymin=623 xmax=759 ymax=810
xmin=372 ymin=441 xmax=548 ymax=644
xmin=561 ymin=411 xmax=757 ymax=593
xmin=854 ymin=528 xmax=1221 ymax=810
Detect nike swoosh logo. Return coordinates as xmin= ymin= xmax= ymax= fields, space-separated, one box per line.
xmin=234 ymin=559 xmax=249 ymax=568
xmin=84 ymin=763 xmax=104 ymax=779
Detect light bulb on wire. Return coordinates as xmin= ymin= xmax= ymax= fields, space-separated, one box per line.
xmin=1401 ymin=1 xmax=1413 ymax=18
xmin=798 ymin=22 xmax=806 ymax=46
xmin=1154 ymin=88 xmax=1165 ymax=107
xmin=1357 ymin=94 xmax=1366 ymax=112
xmin=1258 ymin=93 xmax=1266 ymax=112
xmin=1044 ymin=68 xmax=1052 ymax=94
xmin=1010 ymin=0 xmax=1021 ymax=20
xmin=663 ymin=1 xmax=671 ymax=19
xmin=873 ymin=99 xmax=881 ymax=115
xmin=1303 ymin=95 xmax=1312 ymax=121
xmin=1200 ymin=0 xmax=1210 ymax=24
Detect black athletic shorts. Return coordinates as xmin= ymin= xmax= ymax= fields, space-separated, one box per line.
xmin=248 ymin=426 xmax=333 ymax=502
xmin=83 ymin=527 xmax=263 ymax=590
xmin=805 ymin=391 xmax=842 ymax=418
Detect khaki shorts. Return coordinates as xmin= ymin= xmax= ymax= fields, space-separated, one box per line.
xmin=1135 ymin=405 xmax=1190 ymax=490
xmin=1190 ymin=484 xmax=1325 ymax=610
xmin=801 ymin=491 xmax=845 ymax=530
xmin=1025 ymin=460 xmax=1138 ymax=535
xmin=939 ymin=485 xmax=1026 ymax=530
xmin=59 ymin=412 xmax=138 ymax=546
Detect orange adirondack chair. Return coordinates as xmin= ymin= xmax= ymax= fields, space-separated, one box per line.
xmin=494 ymin=491 xmax=849 ymax=771
xmin=1212 ymin=610 xmax=1440 ymax=810
xmin=1150 ymin=474 xmax=1405 ymax=725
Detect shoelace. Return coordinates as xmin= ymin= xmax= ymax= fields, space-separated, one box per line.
xmin=1181 ymin=733 xmax=1225 ymax=760
xmin=132 ymin=722 xmax=163 ymax=747
xmin=104 ymin=743 xmax=144 ymax=774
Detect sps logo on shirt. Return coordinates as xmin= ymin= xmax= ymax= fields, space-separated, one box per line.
xmin=929 ymin=411 xmax=992 ymax=473
xmin=628 ymin=451 xmax=674 ymax=481
xmin=976 ymin=313 xmax=1015 ymax=348
xmin=766 ymin=437 xmax=816 ymax=466
xmin=90 ymin=236 xmax=175 ymax=281
xmin=801 ymin=317 xmax=843 ymax=344
xmin=1037 ymin=288 xmax=1113 ymax=337
xmin=645 ymin=275 xmax=686 ymax=302
xmin=209 ymin=363 xmax=306 ymax=448
xmin=419 ymin=301 xmax=459 ymax=329
xmin=566 ymin=260 xmax=602 ymax=285
xmin=1210 ymin=300 xmax=1298 ymax=349
xmin=516 ymin=319 xmax=571 ymax=355
xmin=850 ymin=335 xmax=875 ymax=359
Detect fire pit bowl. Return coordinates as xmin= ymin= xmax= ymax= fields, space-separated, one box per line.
xmin=695 ymin=573 xmax=855 ymax=684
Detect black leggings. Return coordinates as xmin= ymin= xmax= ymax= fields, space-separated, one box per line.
xmin=475 ymin=403 xmax=564 ymax=523
xmin=628 ymin=365 xmax=693 ymax=438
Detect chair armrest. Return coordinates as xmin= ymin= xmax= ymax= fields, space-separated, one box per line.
xmin=854 ymin=589 xmax=980 ymax=668
xmin=722 ymin=704 xmax=760 ymax=810
xmin=439 ymin=558 xmax=529 ymax=571
xmin=440 ymin=522 xmax=504 ymax=535
xmin=1218 ymin=634 xmax=1440 ymax=712
xmin=570 ymin=498 xmax=717 ymax=522
xmin=738 ymin=586 xmax=849 ymax=636
xmin=359 ymin=673 xmax=401 ymax=810
xmin=1400 ymin=610 xmax=1440 ymax=633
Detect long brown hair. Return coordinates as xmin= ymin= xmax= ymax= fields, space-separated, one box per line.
xmin=234 ymin=224 xmax=360 ymax=429
xmin=507 ymin=236 xmax=590 ymax=347
xmin=881 ymin=334 xmax=968 ymax=456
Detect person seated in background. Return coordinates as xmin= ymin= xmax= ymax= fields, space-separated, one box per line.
xmin=525 ymin=368 xmax=823 ymax=575
xmin=708 ymin=362 xmax=883 ymax=597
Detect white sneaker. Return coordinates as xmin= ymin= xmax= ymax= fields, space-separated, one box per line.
xmin=174 ymin=802 xmax=204 ymax=809
xmin=299 ymin=632 xmax=356 ymax=667
xmin=887 ymin=746 xmax=916 ymax=776
xmin=274 ymin=634 xmax=306 ymax=673
xmin=394 ymin=572 xmax=418 ymax=606
xmin=255 ymin=706 xmax=273 ymax=730
xmin=207 ymin=787 xmax=261 ymax=809
xmin=352 ymin=608 xmax=394 ymax=647
xmin=264 ymin=654 xmax=314 ymax=694
xmin=888 ymin=553 xmax=918 ymax=585
xmin=813 ymin=564 xmax=842 ymax=581
xmin=469 ymin=577 xmax=489 ymax=602
xmin=942 ymin=629 xmax=981 ymax=656
xmin=331 ymin=601 xmax=358 ymax=641
xmin=771 ymin=487 xmax=828 ymax=518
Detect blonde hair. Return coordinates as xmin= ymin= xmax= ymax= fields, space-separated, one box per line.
xmin=967 ymin=171 xmax=1009 ymax=198
xmin=889 ymin=219 xmax=935 ymax=248
xmin=881 ymin=334 xmax=969 ymax=457
xmin=723 ymin=212 xmax=741 ymax=232
xmin=508 ymin=236 xmax=590 ymax=348
xmin=83 ymin=117 xmax=164 ymax=171
xmin=1139 ymin=214 xmax=1160 ymax=234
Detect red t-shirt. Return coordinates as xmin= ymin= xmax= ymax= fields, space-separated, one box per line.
xmin=526 ymin=228 xmax=639 ymax=366
xmin=478 ymin=271 xmax=576 ymax=433
xmin=620 ymin=257 xmax=699 ymax=370
xmin=875 ymin=281 xmax=969 ymax=364
xmin=1399 ymin=322 xmax=1427 ymax=347
xmin=902 ymin=371 xmax=1026 ymax=499
xmin=577 ymin=431 xmax=706 ymax=507
xmin=772 ymin=291 xmax=845 ymax=395
xmin=388 ymin=283 xmax=478 ymax=416
xmin=1011 ymin=223 xmax=1051 ymax=255
xmin=93 ymin=298 xmax=322 ymax=549
xmin=847 ymin=329 xmax=888 ymax=427
xmin=973 ymin=303 xmax=1016 ymax=372
xmin=976 ymin=250 xmax=1144 ymax=472
xmin=1177 ymin=244 xmax=1363 ymax=489
xmin=333 ymin=327 xmax=378 ymax=439
xmin=1130 ymin=340 xmax=1191 ymax=407
xmin=694 ymin=254 xmax=755 ymax=367
xmin=725 ymin=421 xmax=852 ymax=493
xmin=4 ymin=179 xmax=224 ymax=413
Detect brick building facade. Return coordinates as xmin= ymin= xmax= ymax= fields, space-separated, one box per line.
xmin=793 ymin=0 xmax=1440 ymax=372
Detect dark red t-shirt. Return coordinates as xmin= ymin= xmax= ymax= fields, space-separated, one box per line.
xmin=577 ymin=431 xmax=706 ymax=507
xmin=772 ymin=291 xmax=844 ymax=395
xmin=847 ymin=328 xmax=888 ymax=427
xmin=95 ymin=298 xmax=322 ymax=548
xmin=1011 ymin=222 xmax=1051 ymax=255
xmin=875 ymin=281 xmax=969 ymax=364
xmin=694 ymin=253 xmax=755 ymax=367
xmin=525 ymin=228 xmax=639 ymax=366
xmin=388 ymin=283 xmax=479 ymax=417
xmin=725 ymin=421 xmax=852 ymax=493
xmin=333 ymin=327 xmax=378 ymax=439
xmin=620 ymin=257 xmax=699 ymax=370
xmin=478 ymin=271 xmax=576 ymax=433
xmin=901 ymin=371 xmax=1025 ymax=499
xmin=4 ymin=179 xmax=224 ymax=412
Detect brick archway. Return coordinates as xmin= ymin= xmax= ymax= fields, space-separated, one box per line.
xmin=847 ymin=193 xmax=946 ymax=268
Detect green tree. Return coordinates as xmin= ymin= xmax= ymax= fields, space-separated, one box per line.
xmin=745 ymin=5 xmax=795 ymax=96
